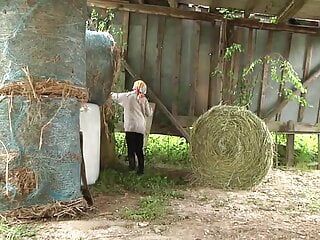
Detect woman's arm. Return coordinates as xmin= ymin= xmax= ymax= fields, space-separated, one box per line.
xmin=143 ymin=98 xmax=152 ymax=117
xmin=111 ymin=92 xmax=127 ymax=106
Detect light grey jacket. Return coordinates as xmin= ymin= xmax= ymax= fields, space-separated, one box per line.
xmin=111 ymin=91 xmax=152 ymax=134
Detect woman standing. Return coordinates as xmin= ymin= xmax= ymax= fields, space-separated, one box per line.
xmin=111 ymin=80 xmax=152 ymax=175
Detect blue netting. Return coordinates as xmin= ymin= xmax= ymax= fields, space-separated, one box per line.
xmin=0 ymin=97 xmax=82 ymax=211
xmin=0 ymin=0 xmax=87 ymax=212
xmin=0 ymin=0 xmax=87 ymax=87
xmin=86 ymin=30 xmax=116 ymax=105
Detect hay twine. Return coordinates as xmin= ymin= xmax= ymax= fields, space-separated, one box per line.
xmin=0 ymin=198 xmax=93 ymax=221
xmin=0 ymin=67 xmax=89 ymax=102
xmin=190 ymin=105 xmax=274 ymax=190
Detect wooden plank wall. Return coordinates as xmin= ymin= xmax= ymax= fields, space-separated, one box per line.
xmin=114 ymin=11 xmax=320 ymax=134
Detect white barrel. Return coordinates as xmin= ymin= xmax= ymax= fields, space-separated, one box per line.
xmin=80 ymin=103 xmax=101 ymax=185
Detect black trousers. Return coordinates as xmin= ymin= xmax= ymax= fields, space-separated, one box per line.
xmin=125 ymin=132 xmax=144 ymax=174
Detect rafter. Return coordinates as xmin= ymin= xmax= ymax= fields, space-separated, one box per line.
xmin=278 ymin=0 xmax=307 ymax=22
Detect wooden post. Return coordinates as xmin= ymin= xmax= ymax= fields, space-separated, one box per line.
xmin=286 ymin=120 xmax=295 ymax=167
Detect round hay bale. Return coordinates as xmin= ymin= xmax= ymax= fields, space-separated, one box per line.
xmin=190 ymin=105 xmax=274 ymax=190
xmin=86 ymin=30 xmax=118 ymax=105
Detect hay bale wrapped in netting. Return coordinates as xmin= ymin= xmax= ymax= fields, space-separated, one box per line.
xmin=190 ymin=105 xmax=274 ymax=190
xmin=0 ymin=97 xmax=83 ymax=211
xmin=86 ymin=30 xmax=121 ymax=105
xmin=0 ymin=0 xmax=87 ymax=86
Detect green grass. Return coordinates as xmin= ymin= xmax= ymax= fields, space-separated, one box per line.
xmin=274 ymin=134 xmax=319 ymax=169
xmin=121 ymin=195 xmax=168 ymax=221
xmin=0 ymin=221 xmax=37 ymax=240
xmin=94 ymin=169 xmax=185 ymax=221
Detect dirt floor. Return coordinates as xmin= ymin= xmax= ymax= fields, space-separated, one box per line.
xmin=35 ymin=169 xmax=320 ymax=240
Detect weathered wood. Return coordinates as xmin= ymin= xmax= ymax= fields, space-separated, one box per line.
xmin=156 ymin=16 xmax=166 ymax=96
xmin=175 ymin=115 xmax=320 ymax=133
xmin=246 ymin=28 xmax=255 ymax=85
xmin=230 ymin=19 xmax=319 ymax=35
xmin=87 ymin=1 xmax=319 ymax=35
xmin=278 ymin=0 xmax=307 ymax=23
xmin=276 ymin=33 xmax=292 ymax=121
xmin=123 ymin=60 xmax=191 ymax=141
xmin=222 ymin=22 xmax=235 ymax=104
xmin=297 ymin=36 xmax=313 ymax=122
xmin=258 ymin=31 xmax=273 ymax=117
xmin=286 ymin=120 xmax=295 ymax=167
xmin=208 ymin=22 xmax=219 ymax=107
xmin=189 ymin=21 xmax=200 ymax=116
xmin=172 ymin=19 xmax=182 ymax=116
xmin=264 ymin=66 xmax=320 ymax=122
xmin=230 ymin=28 xmax=242 ymax=104
xmin=79 ymin=132 xmax=93 ymax=206
xmin=88 ymin=0 xmax=223 ymax=21
xmin=140 ymin=15 xmax=148 ymax=76
xmin=168 ymin=0 xmax=178 ymax=8
xmin=122 ymin=12 xmax=130 ymax=57
xmin=212 ymin=21 xmax=226 ymax=106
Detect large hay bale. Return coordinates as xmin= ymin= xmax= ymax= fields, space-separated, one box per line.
xmin=86 ymin=30 xmax=118 ymax=105
xmin=0 ymin=0 xmax=87 ymax=212
xmin=0 ymin=0 xmax=87 ymax=86
xmin=0 ymin=97 xmax=82 ymax=211
xmin=190 ymin=105 xmax=274 ymax=190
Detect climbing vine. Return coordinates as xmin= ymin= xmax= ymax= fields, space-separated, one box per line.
xmin=213 ymin=43 xmax=308 ymax=108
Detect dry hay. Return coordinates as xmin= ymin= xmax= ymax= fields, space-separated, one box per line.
xmin=0 ymin=78 xmax=88 ymax=102
xmin=0 ymin=198 xmax=92 ymax=221
xmin=190 ymin=105 xmax=274 ymax=190
xmin=7 ymin=167 xmax=37 ymax=196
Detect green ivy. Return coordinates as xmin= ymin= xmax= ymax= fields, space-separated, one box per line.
xmin=213 ymin=43 xmax=308 ymax=108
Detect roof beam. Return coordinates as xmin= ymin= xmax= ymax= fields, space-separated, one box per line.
xmin=88 ymin=0 xmax=224 ymax=21
xmin=87 ymin=0 xmax=319 ymax=35
xmin=278 ymin=0 xmax=307 ymax=23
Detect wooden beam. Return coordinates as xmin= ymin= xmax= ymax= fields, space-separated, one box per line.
xmin=286 ymin=120 xmax=295 ymax=167
xmin=278 ymin=0 xmax=307 ymax=23
xmin=88 ymin=0 xmax=224 ymax=21
xmin=87 ymin=1 xmax=319 ymax=35
xmin=264 ymin=66 xmax=320 ymax=122
xmin=123 ymin=60 xmax=191 ymax=141
xmin=230 ymin=18 xmax=319 ymax=35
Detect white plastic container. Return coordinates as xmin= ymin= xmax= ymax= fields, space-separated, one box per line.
xmin=80 ymin=103 xmax=101 ymax=185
